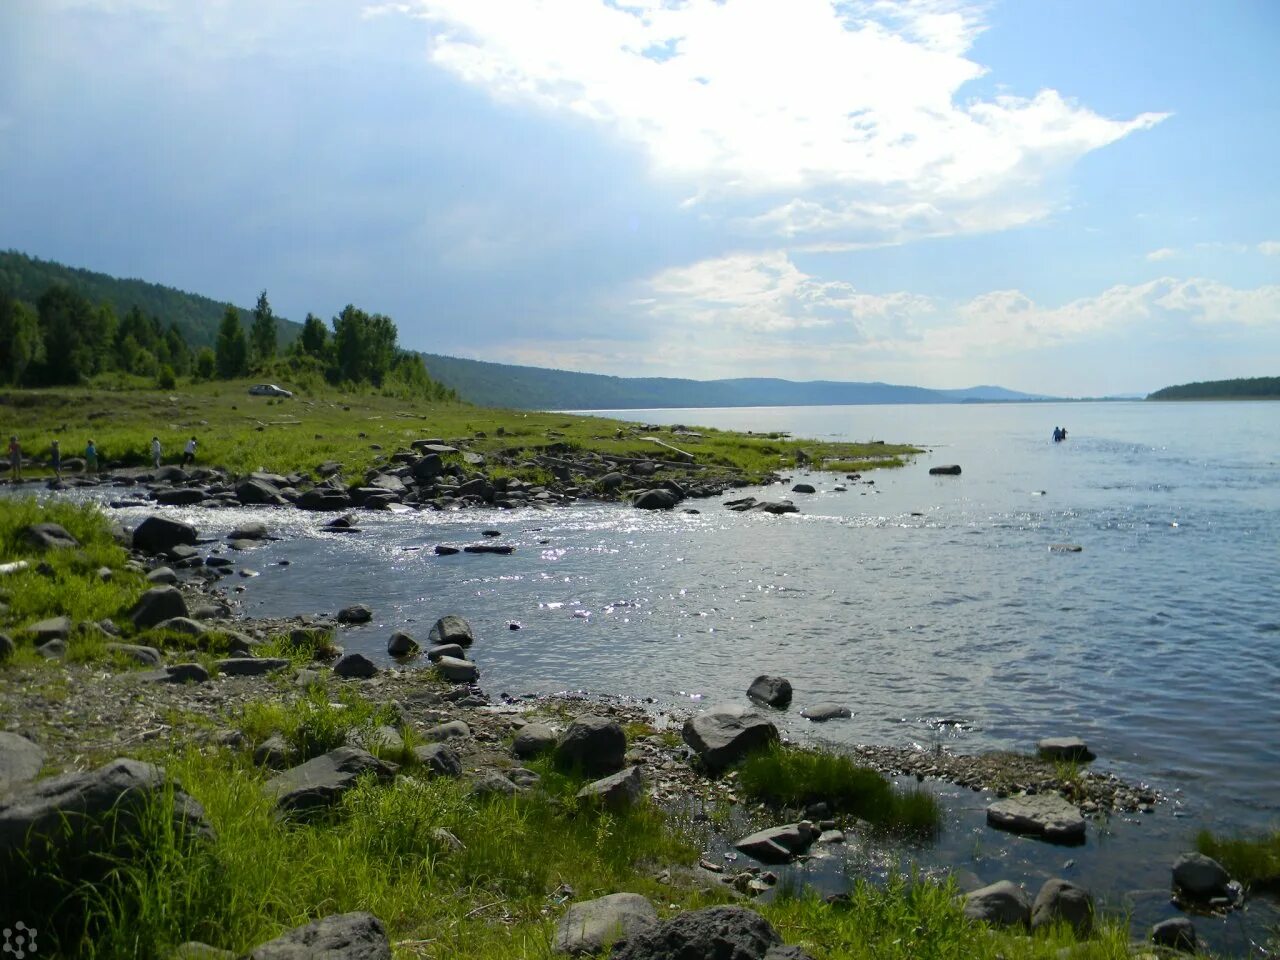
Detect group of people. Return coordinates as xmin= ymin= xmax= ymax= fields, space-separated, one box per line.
xmin=1052 ymin=426 xmax=1069 ymax=442
xmin=6 ymin=434 xmax=198 ymax=482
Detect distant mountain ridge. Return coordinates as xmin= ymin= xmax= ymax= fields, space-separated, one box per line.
xmin=1 ymin=250 xmax=1055 ymax=408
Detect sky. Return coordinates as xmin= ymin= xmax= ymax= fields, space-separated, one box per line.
xmin=1 ymin=0 xmax=1278 ymax=396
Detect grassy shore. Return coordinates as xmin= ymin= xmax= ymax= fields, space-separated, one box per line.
xmin=1 ymin=380 xmax=918 ymax=484
xmin=1196 ymin=828 xmax=1280 ymax=890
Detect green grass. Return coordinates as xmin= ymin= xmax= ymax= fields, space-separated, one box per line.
xmin=238 ymin=686 xmax=400 ymax=762
xmin=256 ymin=626 xmax=341 ymax=663
xmin=738 ymin=744 xmax=942 ymax=838
xmin=1196 ymin=828 xmax=1280 ymax=890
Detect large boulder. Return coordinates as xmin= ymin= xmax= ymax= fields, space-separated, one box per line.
xmin=555 ymin=715 xmax=626 ymax=776
xmin=682 ymin=706 xmax=778 ymax=772
xmin=412 ymin=743 xmax=463 ymax=779
xmin=130 ymin=586 xmax=190 ymax=629
xmin=962 ymin=880 xmax=1031 ymax=928
xmin=1036 ymin=737 xmax=1096 ymax=762
xmin=155 ymin=488 xmax=208 ymax=506
xmin=632 ymin=489 xmax=681 ymax=510
xmin=576 ymin=766 xmax=643 ymax=809
xmin=386 ymin=630 xmax=418 ymax=656
xmin=1172 ymin=852 xmax=1231 ymax=899
xmin=333 ymin=652 xmax=378 ymax=679
xmin=23 ymin=522 xmax=79 ymax=550
xmin=265 ymin=747 xmax=396 ymax=815
xmin=512 ymin=723 xmax=558 ymax=759
xmin=297 ymin=489 xmax=352 ymax=512
xmin=412 ymin=453 xmax=443 ymax=482
xmin=1151 ymin=917 xmax=1197 ymax=952
xmin=986 ymin=793 xmax=1086 ymax=844
xmin=0 ymin=733 xmax=45 ymax=795
xmin=434 ymin=656 xmax=478 ymax=683
xmin=428 ymin=614 xmax=475 ymax=646
xmin=247 ymin=912 xmax=391 ymax=960
xmin=734 ymin=823 xmax=819 ymax=865
xmin=0 ymin=758 xmax=213 ymax=873
xmin=1030 ymin=878 xmax=1093 ymax=936
xmin=26 ymin=616 xmax=71 ymax=643
xmin=554 ymin=893 xmax=658 ymax=956
xmin=235 ymin=478 xmax=286 ymax=505
xmin=611 ymin=905 xmax=782 ymax=960
xmin=132 ymin=515 xmax=198 ymax=554
xmin=337 ymin=604 xmax=373 ymax=624
xmin=747 ymin=675 xmax=793 ymax=709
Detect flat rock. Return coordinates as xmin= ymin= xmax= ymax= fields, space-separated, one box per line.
xmin=1036 ymin=737 xmax=1096 ymax=762
xmin=26 ymin=615 xmax=71 ymax=643
xmin=265 ymin=747 xmax=395 ymax=815
xmin=576 ymin=766 xmax=643 ymax=809
xmin=734 ymin=823 xmax=817 ymax=865
xmin=423 ymin=720 xmax=470 ymax=742
xmin=554 ymin=893 xmax=658 ymax=957
xmin=412 ymin=743 xmax=463 ymax=778
xmin=962 ymin=880 xmax=1031 ymax=928
xmin=428 ymin=614 xmax=475 ymax=646
xmin=23 ymin=522 xmax=79 ymax=550
xmin=246 ymin=911 xmax=391 ymax=960
xmin=611 ymin=905 xmax=782 ymax=960
xmin=747 ymin=675 xmax=793 ymax=709
xmin=682 ymin=705 xmax=778 ymax=771
xmin=427 ymin=643 xmax=465 ymax=661
xmin=434 ymin=655 xmax=478 ymax=683
xmin=216 ymin=657 xmax=289 ymax=677
xmin=140 ymin=662 xmax=210 ymax=684
xmin=987 ymin=793 xmax=1085 ymax=843
xmin=800 ymin=703 xmax=851 ymax=722
xmin=147 ymin=566 xmax=179 ymax=584
xmin=556 ymin=715 xmax=626 ymax=776
xmin=433 ymin=544 xmax=460 ymax=556
xmin=155 ymin=487 xmax=208 ymax=506
xmin=106 ymin=642 xmax=163 ymax=667
xmin=0 ymin=733 xmax=45 ymax=795
xmin=156 ymin=616 xmax=207 ymax=637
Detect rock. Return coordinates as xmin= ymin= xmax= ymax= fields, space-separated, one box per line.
xmin=228 ymin=521 xmax=271 ymax=540
xmin=576 ymin=766 xmax=643 ymax=809
xmin=386 ymin=630 xmax=418 ymax=656
xmin=368 ymin=725 xmax=404 ymax=756
xmin=246 ymin=911 xmax=391 ymax=960
xmin=428 ymin=614 xmax=475 ymax=646
xmin=297 ymin=489 xmax=352 ymax=512
xmin=155 ymin=487 xmax=208 ymax=506
xmin=130 ymin=585 xmax=189 ymax=629
xmin=265 ymin=748 xmax=396 ymax=815
xmin=337 ymin=604 xmax=373 ymax=624
xmin=140 ymin=663 xmax=210 ymax=684
xmin=597 ymin=472 xmax=627 ymax=493
xmin=512 ymin=722 xmax=558 ymax=759
xmin=433 ymin=544 xmax=460 ymax=556
xmin=1151 ymin=917 xmax=1197 ymax=952
xmin=987 ymin=794 xmax=1085 ymax=844
xmin=171 ymin=942 xmax=237 ymax=959
xmin=147 ymin=566 xmax=179 ymax=584
xmin=333 ymin=652 xmax=377 ymax=679
xmin=0 ymin=733 xmax=45 ymax=795
xmin=554 ymin=893 xmax=658 ymax=956
xmin=734 ymin=823 xmax=817 ymax=864
xmin=470 ymin=770 xmax=520 ymax=798
xmin=434 ymin=656 xmax=478 ymax=683
xmin=929 ymin=464 xmax=962 ymax=475
xmin=556 ymin=715 xmax=626 ymax=776
xmin=1172 ymin=853 xmax=1231 ymax=899
xmin=1049 ymin=543 xmax=1084 ymax=553
xmin=253 ymin=734 xmax=290 ymax=768
xmin=1031 ymin=878 xmax=1093 ymax=936
xmin=464 ymin=543 xmax=514 ymax=554
xmin=412 ymin=453 xmax=444 ymax=481
xmin=1036 ymin=737 xmax=1096 ymax=762
xmin=611 ymin=905 xmax=782 ymax=960
xmin=23 ymin=522 xmax=80 ymax=550
xmin=747 ymin=675 xmax=793 ymax=709
xmin=0 ymin=634 xmax=13 ymax=660
xmin=800 ymin=703 xmax=851 ymax=722
xmin=26 ymin=615 xmax=71 ymax=643
xmin=153 ymin=465 xmax=189 ymax=483
xmin=683 ymin=706 xmax=779 ymax=771
xmin=235 ymin=478 xmax=286 ymax=505
xmin=962 ymin=880 xmax=1032 ymax=928
xmin=316 ymin=460 xmax=342 ymax=477
xmin=791 ymin=483 xmax=816 ymax=494
xmin=156 ymin=616 xmax=208 ymax=637
xmin=0 ymin=758 xmax=213 ymax=874
xmin=632 ymin=489 xmax=681 ymax=510
xmin=105 ymin=642 xmax=163 ymax=667
xmin=36 ymin=639 xmax=66 ymax=659
xmin=412 ymin=743 xmax=463 ymax=778
xmin=217 ymin=657 xmax=290 ymax=677
xmin=423 ymin=720 xmax=470 ymax=742
xmin=427 ymin=643 xmax=466 ymax=662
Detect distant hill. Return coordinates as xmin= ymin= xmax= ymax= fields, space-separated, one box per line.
xmin=1147 ymin=376 xmax=1280 ymax=400
xmin=2 ymin=250 xmax=1056 ymax=408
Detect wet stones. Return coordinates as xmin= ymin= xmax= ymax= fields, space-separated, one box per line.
xmin=632 ymin=488 xmax=681 ymax=510
xmin=790 ymin=483 xmax=816 ymax=494
xmin=734 ymin=822 xmax=819 ymax=865
xmin=337 ymin=604 xmax=373 ymax=625
xmin=800 ymin=703 xmax=851 ymax=722
xmin=747 ymin=675 xmax=793 ymax=709
xmin=682 ymin=705 xmax=778 ymax=772
xmin=962 ymin=880 xmax=1031 ymax=928
xmin=1036 ymin=737 xmax=1096 ymax=762
xmin=929 ymin=464 xmax=962 ymax=475
xmin=554 ymin=893 xmax=657 ymax=957
xmin=429 ymin=615 xmax=474 ymax=646
xmin=1172 ymin=853 xmax=1233 ymax=901
xmin=986 ymin=793 xmax=1086 ymax=844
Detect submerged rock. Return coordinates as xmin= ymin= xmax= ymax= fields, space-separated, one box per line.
xmin=1172 ymin=852 xmax=1232 ymax=900
xmin=800 ymin=703 xmax=851 ymax=722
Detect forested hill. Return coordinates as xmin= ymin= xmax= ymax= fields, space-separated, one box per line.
xmin=0 ymin=251 xmax=297 ymax=348
xmin=1147 ymin=376 xmax=1280 ymax=400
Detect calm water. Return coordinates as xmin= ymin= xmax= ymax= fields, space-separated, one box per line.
xmin=41 ymin=400 xmax=1280 ymax=947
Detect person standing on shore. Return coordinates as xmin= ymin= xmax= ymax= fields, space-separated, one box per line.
xmin=50 ymin=439 xmax=61 ymax=479
xmin=86 ymin=438 xmax=98 ymax=474
xmin=8 ymin=436 xmax=20 ymax=482
xmin=182 ymin=436 xmax=197 ymax=466
xmin=151 ymin=436 xmax=162 ymax=469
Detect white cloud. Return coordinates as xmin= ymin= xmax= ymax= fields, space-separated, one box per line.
xmin=396 ymin=0 xmax=1165 ymax=243
xmin=1146 ymin=247 xmax=1178 ymax=262
xmin=1259 ymin=241 xmax=1280 ymax=256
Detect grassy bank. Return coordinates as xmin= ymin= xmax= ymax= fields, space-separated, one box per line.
xmin=1 ymin=381 xmax=918 ymax=485
xmin=1196 ymin=828 xmax=1280 ymax=890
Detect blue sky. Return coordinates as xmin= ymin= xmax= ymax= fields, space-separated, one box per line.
xmin=1 ymin=0 xmax=1277 ymax=395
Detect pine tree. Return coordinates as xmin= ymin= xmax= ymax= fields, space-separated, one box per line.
xmin=250 ymin=289 xmax=276 ymax=364
xmin=215 ymin=306 xmax=249 ymax=379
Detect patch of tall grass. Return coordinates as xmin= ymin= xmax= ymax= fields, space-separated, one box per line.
xmin=238 ymin=686 xmax=400 ymax=762
xmin=738 ymin=744 xmax=941 ymax=837
xmin=1196 ymin=828 xmax=1280 ymax=889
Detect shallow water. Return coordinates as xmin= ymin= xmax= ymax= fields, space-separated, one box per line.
xmin=29 ymin=400 xmax=1280 ymax=950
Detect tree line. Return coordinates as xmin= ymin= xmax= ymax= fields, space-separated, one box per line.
xmin=1147 ymin=376 xmax=1280 ymax=400
xmin=0 ymin=283 xmax=457 ymax=401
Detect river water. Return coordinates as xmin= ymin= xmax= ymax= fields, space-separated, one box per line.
xmin=34 ymin=400 xmax=1280 ymax=949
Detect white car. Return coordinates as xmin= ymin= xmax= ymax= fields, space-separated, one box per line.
xmin=248 ymin=383 xmax=293 ymax=398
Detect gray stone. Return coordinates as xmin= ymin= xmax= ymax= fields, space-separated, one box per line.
xmin=554 ymin=892 xmax=658 ymax=956
xmin=217 ymin=657 xmax=290 ymax=677
xmin=434 ymin=655 xmax=478 ymax=683
xmin=800 ymin=703 xmax=851 ymax=722
xmin=229 ymin=521 xmax=271 ymax=540
xmin=254 ymin=734 xmax=290 ymax=768
xmin=147 ymin=566 xmax=179 ymax=584
xmin=333 ymin=652 xmax=378 ymax=679
xmin=929 ymin=464 xmax=962 ymax=475
xmin=106 ymin=642 xmax=163 ymax=667
xmin=596 ymin=472 xmax=627 ymax=493
xmin=682 ymin=705 xmax=779 ymax=771
xmin=734 ymin=823 xmax=816 ymax=865
xmin=170 ymin=942 xmax=237 ymax=959
xmin=412 ymin=743 xmax=463 ymax=778
xmin=156 ymin=616 xmax=208 ymax=637
xmin=0 ymin=733 xmax=45 ymax=795
xmin=387 ymin=630 xmax=418 ymax=656
xmin=427 ymin=643 xmax=465 ymax=661
xmin=1151 ymin=917 xmax=1197 ymax=952
xmin=791 ymin=483 xmax=816 ymax=494
xmin=36 ymin=639 xmax=66 ymax=659
xmin=428 ymin=614 xmax=474 ymax=646
xmin=423 ymin=720 xmax=470 ymax=742
xmin=298 ymin=489 xmax=352 ymax=511
xmin=747 ymin=675 xmax=793 ymax=709
xmin=512 ymin=722 xmax=558 ymax=759
xmin=337 ymin=604 xmax=373 ymax=624
xmin=611 ymin=905 xmax=782 ymax=960
xmin=265 ymin=747 xmax=396 ymax=814
xmin=576 ymin=766 xmax=643 ymax=809
xmin=556 ymin=715 xmax=626 ymax=776
xmin=132 ymin=515 xmax=199 ymax=554
xmin=368 ymin=725 xmax=404 ymax=756
xmin=1172 ymin=852 xmax=1231 ymax=899
xmin=130 ymin=585 xmax=189 ymax=629
xmin=986 ymin=793 xmax=1086 ymax=843
xmin=140 ymin=662 xmax=210 ymax=684
xmin=1036 ymin=737 xmax=1096 ymax=762
xmin=470 ymin=769 xmax=520 ymax=798
xmin=27 ymin=615 xmax=71 ymax=643
xmin=632 ymin=488 xmax=680 ymax=510
xmin=23 ymin=522 xmax=79 ymax=550
xmin=246 ymin=911 xmax=391 ymax=960
xmin=235 ymin=478 xmax=286 ymax=506
xmin=1030 ymin=878 xmax=1094 ymax=937
xmin=962 ymin=880 xmax=1031 ymax=928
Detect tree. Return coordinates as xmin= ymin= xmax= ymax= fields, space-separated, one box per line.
xmin=331 ymin=304 xmax=398 ymax=387
xmin=195 ymin=347 xmax=216 ymax=380
xmin=215 ymin=306 xmax=249 ymax=379
xmin=0 ymin=292 xmax=44 ymax=385
xmin=250 ymin=289 xmax=276 ymax=364
xmin=165 ymin=324 xmax=192 ymax=375
xmin=35 ymin=285 xmax=99 ymax=384
xmin=300 ymin=312 xmax=328 ymax=357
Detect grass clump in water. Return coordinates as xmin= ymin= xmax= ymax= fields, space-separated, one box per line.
xmin=1196 ymin=828 xmax=1280 ymax=890
xmin=739 ymin=744 xmax=941 ymax=837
